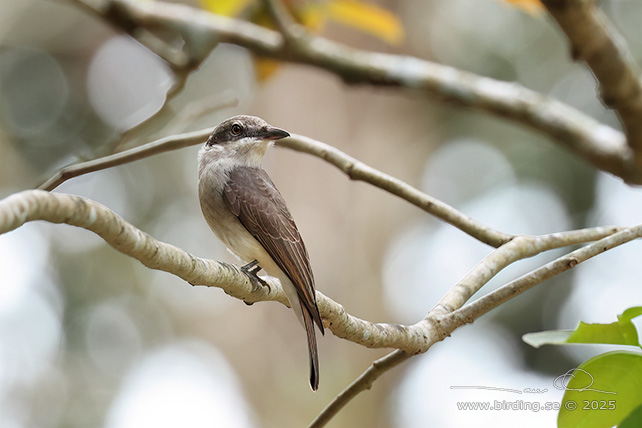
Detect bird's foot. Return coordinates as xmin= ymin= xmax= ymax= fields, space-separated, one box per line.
xmin=241 ymin=260 xmax=270 ymax=292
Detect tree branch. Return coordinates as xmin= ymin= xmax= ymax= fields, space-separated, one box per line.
xmin=542 ymin=0 xmax=642 ymax=164
xmin=0 ymin=190 xmax=628 ymax=357
xmin=2 ymin=186 xmax=632 ymax=428
xmin=435 ymin=227 xmax=621 ymax=312
xmin=312 ymin=225 xmax=636 ymax=426
xmin=0 ymin=190 xmax=433 ymax=352
xmin=440 ymin=223 xmax=642 ymax=330
xmin=66 ymin=0 xmax=642 ymax=184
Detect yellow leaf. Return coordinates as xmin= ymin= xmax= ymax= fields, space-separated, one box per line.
xmin=199 ymin=0 xmax=251 ymax=16
xmin=298 ymin=4 xmax=329 ymax=32
xmin=255 ymin=58 xmax=281 ymax=80
xmin=325 ymin=0 xmax=404 ymax=45
xmin=503 ymin=0 xmax=544 ymax=15
xmin=200 ymin=0 xmax=405 ymax=80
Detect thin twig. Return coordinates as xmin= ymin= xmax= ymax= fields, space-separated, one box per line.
xmin=38 ymin=127 xmax=212 ymax=191
xmin=64 ymin=0 xmax=224 ymax=153
xmin=279 ymin=135 xmax=513 ymax=247
xmin=543 ymin=0 xmax=642 ymax=164
xmin=309 ymin=350 xmax=411 ymax=428
xmin=435 ymin=226 xmax=621 ymax=312
xmin=260 ymin=0 xmax=302 ymax=40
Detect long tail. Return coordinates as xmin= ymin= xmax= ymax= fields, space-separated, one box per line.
xmin=301 ymin=302 xmax=319 ymax=391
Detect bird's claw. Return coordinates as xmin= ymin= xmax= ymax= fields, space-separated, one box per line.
xmin=241 ymin=260 xmax=270 ymax=292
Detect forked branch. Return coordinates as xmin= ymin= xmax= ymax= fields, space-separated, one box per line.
xmin=66 ymin=0 xmax=642 ymax=183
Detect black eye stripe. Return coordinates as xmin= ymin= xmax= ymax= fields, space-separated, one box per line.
xmin=208 ymin=116 xmax=272 ymax=146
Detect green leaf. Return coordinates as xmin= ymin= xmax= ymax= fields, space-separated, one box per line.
xmin=558 ymin=351 xmax=642 ymax=428
xmin=618 ymin=403 xmax=642 ymax=428
xmin=566 ymin=320 xmax=639 ymax=347
xmin=522 ymin=330 xmax=573 ymax=348
xmin=522 ymin=306 xmax=642 ymax=348
xmin=619 ymin=306 xmax=642 ymax=323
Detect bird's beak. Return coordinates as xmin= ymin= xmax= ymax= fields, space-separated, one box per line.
xmin=261 ymin=126 xmax=290 ymax=141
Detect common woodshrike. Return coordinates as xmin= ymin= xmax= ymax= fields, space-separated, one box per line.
xmin=198 ymin=115 xmax=324 ymax=390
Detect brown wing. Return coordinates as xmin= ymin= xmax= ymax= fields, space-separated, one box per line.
xmin=224 ymin=166 xmax=324 ymax=333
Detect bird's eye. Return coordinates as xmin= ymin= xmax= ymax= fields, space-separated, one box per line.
xmin=231 ymin=123 xmax=243 ymax=136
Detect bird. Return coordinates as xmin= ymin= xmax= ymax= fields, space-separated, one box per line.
xmin=198 ymin=115 xmax=324 ymax=390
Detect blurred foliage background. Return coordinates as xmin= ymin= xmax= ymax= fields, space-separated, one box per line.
xmin=2 ymin=0 xmax=642 ymax=427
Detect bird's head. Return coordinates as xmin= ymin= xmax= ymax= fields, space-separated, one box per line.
xmin=201 ymin=115 xmax=290 ymax=167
